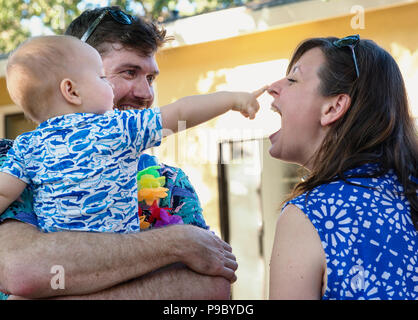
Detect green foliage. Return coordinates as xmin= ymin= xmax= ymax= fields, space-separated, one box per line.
xmin=0 ymin=0 xmax=30 ymax=54
xmin=0 ymin=0 xmax=82 ymax=54
xmin=135 ymin=0 xmax=247 ymax=21
xmin=0 ymin=0 xmax=248 ymax=54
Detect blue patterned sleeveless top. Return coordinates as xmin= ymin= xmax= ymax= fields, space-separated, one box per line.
xmin=284 ymin=163 xmax=417 ymax=300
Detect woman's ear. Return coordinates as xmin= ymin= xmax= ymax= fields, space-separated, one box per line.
xmin=320 ymin=93 xmax=351 ymax=126
xmin=60 ymin=78 xmax=82 ymax=105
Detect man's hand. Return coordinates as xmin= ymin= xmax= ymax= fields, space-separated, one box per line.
xmin=173 ymin=225 xmax=238 ymax=282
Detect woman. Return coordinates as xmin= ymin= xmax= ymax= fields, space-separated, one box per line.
xmin=268 ymin=35 xmax=417 ymax=300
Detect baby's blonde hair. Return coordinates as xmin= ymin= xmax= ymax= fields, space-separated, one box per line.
xmin=6 ymin=35 xmax=82 ymax=123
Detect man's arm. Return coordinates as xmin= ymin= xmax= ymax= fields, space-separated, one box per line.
xmin=0 ymin=221 xmax=237 ymax=299
xmin=12 ymin=263 xmax=230 ymax=300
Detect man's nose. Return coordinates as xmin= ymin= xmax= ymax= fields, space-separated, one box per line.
xmin=133 ymin=78 xmax=153 ymax=100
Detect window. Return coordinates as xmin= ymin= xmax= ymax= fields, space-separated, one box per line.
xmin=218 ymin=137 xmax=303 ymax=299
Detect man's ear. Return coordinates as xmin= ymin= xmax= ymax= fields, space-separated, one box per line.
xmin=60 ymin=78 xmax=82 ymax=105
xmin=320 ymin=93 xmax=351 ymax=126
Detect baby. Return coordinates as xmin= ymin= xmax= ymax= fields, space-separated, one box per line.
xmin=0 ymin=35 xmax=265 ymax=233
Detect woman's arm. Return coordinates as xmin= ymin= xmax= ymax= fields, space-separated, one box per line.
xmin=269 ymin=204 xmax=326 ymax=300
xmin=0 ymin=221 xmax=237 ymax=298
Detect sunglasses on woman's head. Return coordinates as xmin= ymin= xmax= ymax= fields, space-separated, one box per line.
xmin=81 ymin=8 xmax=136 ymax=43
xmin=333 ymin=34 xmax=360 ymax=78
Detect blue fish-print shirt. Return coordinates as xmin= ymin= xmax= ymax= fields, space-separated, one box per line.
xmin=284 ymin=163 xmax=418 ymax=300
xmin=0 ymin=109 xmax=162 ymax=233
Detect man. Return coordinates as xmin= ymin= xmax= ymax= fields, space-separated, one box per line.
xmin=0 ymin=6 xmax=237 ymax=300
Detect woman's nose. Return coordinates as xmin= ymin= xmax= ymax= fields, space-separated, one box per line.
xmin=267 ymin=79 xmax=283 ymax=97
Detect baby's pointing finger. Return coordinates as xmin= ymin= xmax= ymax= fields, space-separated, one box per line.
xmin=252 ymin=85 xmax=269 ymax=98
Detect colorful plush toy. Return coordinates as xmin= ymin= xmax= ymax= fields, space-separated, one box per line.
xmin=137 ymin=165 xmax=183 ymax=230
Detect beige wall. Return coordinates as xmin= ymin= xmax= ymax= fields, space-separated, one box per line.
xmin=0 ymin=77 xmax=12 ymax=106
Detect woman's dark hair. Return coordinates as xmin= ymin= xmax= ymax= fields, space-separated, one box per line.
xmin=286 ymin=37 xmax=418 ymax=229
xmin=65 ymin=6 xmax=170 ymax=56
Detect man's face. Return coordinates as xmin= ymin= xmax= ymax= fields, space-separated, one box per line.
xmin=101 ymin=43 xmax=159 ymax=110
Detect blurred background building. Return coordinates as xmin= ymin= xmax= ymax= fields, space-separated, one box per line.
xmin=1 ymin=0 xmax=417 ymax=299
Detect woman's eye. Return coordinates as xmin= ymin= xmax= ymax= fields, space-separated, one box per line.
xmin=287 ymin=78 xmax=297 ymax=84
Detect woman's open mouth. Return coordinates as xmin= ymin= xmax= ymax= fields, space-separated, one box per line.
xmin=269 ymin=129 xmax=280 ymax=141
xmin=269 ymin=103 xmax=282 ymax=141
xmin=270 ymin=103 xmax=281 ymax=116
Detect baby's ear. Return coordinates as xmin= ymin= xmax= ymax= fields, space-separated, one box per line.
xmin=60 ymin=78 xmax=82 ymax=105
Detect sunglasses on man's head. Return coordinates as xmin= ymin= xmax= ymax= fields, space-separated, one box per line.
xmin=333 ymin=34 xmax=360 ymax=78
xmin=81 ymin=8 xmax=136 ymax=43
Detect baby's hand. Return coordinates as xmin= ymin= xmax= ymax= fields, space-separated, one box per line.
xmin=231 ymin=86 xmax=268 ymax=119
